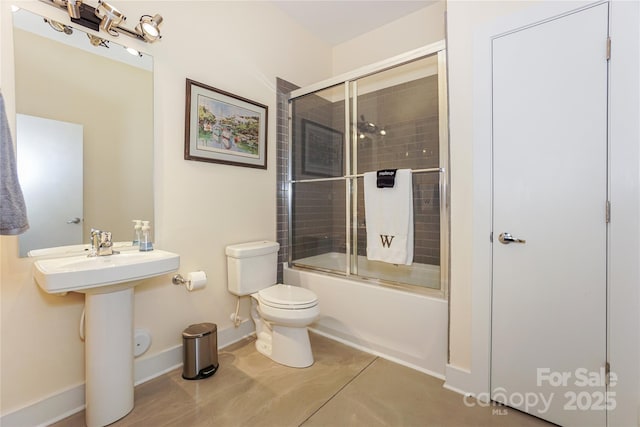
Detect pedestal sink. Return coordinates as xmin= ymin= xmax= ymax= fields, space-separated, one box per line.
xmin=33 ymin=249 xmax=179 ymax=427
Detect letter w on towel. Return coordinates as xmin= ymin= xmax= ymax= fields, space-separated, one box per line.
xmin=364 ymin=169 xmax=413 ymax=265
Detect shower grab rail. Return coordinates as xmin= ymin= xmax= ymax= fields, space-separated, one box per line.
xmin=289 ymin=167 xmax=444 ymax=184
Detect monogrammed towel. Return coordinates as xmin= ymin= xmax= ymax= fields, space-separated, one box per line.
xmin=364 ymin=169 xmax=413 ymax=265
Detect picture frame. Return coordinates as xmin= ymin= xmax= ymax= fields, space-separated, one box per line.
xmin=184 ymin=79 xmax=268 ymax=169
xmin=301 ymin=119 xmax=343 ymax=177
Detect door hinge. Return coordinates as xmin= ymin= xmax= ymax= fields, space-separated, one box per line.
xmin=606 ymin=201 xmax=611 ymax=223
xmin=606 ymin=37 xmax=611 ymax=61
xmin=605 ymin=361 xmax=611 ymax=386
xmin=490 ymin=232 xmax=493 ymax=243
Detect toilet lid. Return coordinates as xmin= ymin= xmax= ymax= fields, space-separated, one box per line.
xmin=258 ymin=284 xmax=318 ymax=309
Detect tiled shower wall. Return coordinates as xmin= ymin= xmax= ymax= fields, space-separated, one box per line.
xmin=276 ymin=74 xmax=441 ymax=280
xmin=355 ymin=75 xmax=441 ymax=265
xmin=276 ymin=78 xmax=298 ymax=283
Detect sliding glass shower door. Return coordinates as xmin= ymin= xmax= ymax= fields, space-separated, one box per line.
xmin=288 ymin=44 xmax=449 ymax=296
xmin=289 ymin=84 xmax=348 ymax=275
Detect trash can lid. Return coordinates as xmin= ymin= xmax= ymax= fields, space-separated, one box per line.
xmin=183 ymin=322 xmax=216 ymax=338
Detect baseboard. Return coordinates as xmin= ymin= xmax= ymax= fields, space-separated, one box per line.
xmin=0 ymin=383 xmax=86 ymax=427
xmin=0 ymin=320 xmax=255 ymax=427
xmin=309 ymin=327 xmax=445 ymax=381
xmin=443 ymin=363 xmax=474 ymax=397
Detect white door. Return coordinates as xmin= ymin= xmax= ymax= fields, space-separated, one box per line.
xmin=17 ymin=114 xmax=83 ymax=256
xmin=491 ymin=4 xmax=608 ymax=426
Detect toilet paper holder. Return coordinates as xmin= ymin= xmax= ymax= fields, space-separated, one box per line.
xmin=172 ymin=271 xmax=207 ymax=291
xmin=172 ymin=274 xmax=189 ymax=286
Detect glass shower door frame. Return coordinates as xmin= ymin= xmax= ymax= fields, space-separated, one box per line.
xmin=288 ymin=41 xmax=449 ymax=298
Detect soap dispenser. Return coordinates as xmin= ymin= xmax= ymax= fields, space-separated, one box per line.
xmin=132 ymin=220 xmax=143 ymax=246
xmin=140 ymin=221 xmax=153 ymax=252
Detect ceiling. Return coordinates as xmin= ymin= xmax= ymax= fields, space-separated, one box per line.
xmin=271 ymin=1 xmax=436 ymax=46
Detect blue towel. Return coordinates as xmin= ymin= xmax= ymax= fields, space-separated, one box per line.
xmin=0 ymin=90 xmax=29 ymax=235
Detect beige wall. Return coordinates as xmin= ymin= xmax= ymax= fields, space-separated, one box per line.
xmin=446 ymin=0 xmax=536 ymax=371
xmin=332 ymin=1 xmax=446 ymax=75
xmin=1 ymin=0 xmax=332 ymax=414
xmin=13 ymin=29 xmax=154 ymax=244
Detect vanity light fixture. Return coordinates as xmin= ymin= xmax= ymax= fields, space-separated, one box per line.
xmin=137 ymin=14 xmax=162 ymax=42
xmin=66 ymin=0 xmax=82 ymax=19
xmin=40 ymin=0 xmax=164 ymax=43
xmin=95 ymin=1 xmax=124 ymax=36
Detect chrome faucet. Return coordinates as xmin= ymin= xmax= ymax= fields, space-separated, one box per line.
xmin=89 ymin=229 xmax=114 ymax=257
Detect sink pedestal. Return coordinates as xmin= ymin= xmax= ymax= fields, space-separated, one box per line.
xmin=85 ymin=285 xmax=134 ymax=427
xmin=32 ymin=248 xmax=180 ymax=427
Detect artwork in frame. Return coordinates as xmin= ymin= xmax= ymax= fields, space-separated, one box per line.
xmin=301 ymin=119 xmax=343 ymax=177
xmin=184 ymin=79 xmax=268 ymax=169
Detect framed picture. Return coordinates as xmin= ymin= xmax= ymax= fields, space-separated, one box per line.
xmin=184 ymin=79 xmax=268 ymax=169
xmin=302 ymin=119 xmax=343 ymax=177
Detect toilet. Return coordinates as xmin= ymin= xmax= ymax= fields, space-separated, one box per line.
xmin=226 ymin=241 xmax=319 ymax=368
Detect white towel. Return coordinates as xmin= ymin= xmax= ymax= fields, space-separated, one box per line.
xmin=0 ymin=90 xmax=29 ymax=235
xmin=364 ymin=169 xmax=413 ymax=265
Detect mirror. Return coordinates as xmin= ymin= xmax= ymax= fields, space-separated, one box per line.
xmin=12 ymin=8 xmax=154 ymax=257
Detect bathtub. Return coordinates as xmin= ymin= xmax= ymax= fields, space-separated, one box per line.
xmin=290 ymin=252 xmax=441 ymax=290
xmin=283 ymin=254 xmax=447 ymax=378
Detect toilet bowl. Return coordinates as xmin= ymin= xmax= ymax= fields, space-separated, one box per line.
xmin=251 ymin=284 xmax=319 ymax=368
xmin=226 ymin=241 xmax=320 ymax=368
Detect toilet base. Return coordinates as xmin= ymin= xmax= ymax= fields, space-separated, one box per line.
xmin=255 ymin=324 xmax=314 ymax=368
xmin=255 ymin=331 xmax=272 ymax=357
xmin=251 ymin=298 xmax=315 ymax=368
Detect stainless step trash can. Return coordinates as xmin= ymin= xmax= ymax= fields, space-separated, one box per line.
xmin=182 ymin=322 xmax=219 ymax=380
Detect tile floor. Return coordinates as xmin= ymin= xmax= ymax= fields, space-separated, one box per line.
xmin=53 ymin=333 xmax=552 ymax=427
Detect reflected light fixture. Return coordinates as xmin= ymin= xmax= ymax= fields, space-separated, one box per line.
xmin=125 ymin=46 xmax=142 ymax=57
xmin=87 ymin=33 xmax=109 ymax=48
xmin=44 ymin=18 xmax=73 ymax=35
xmin=42 ymin=0 xmax=164 ymax=43
xmin=42 ymin=13 xmax=114 ymax=50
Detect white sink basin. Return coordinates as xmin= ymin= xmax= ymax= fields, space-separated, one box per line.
xmin=34 ymin=249 xmax=180 ymax=293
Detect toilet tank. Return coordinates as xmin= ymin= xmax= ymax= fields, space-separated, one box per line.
xmin=226 ymin=241 xmax=279 ymax=296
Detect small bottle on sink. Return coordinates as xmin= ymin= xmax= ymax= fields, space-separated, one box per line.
xmin=132 ymin=220 xmax=142 ymax=247
xmin=139 ymin=221 xmax=153 ymax=252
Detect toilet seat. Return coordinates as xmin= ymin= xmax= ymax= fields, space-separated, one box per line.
xmin=258 ymin=284 xmax=318 ymax=310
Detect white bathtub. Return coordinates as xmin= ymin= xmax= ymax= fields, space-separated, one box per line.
xmin=283 ymin=259 xmax=448 ymax=378
xmin=291 ymin=252 xmax=441 ymax=290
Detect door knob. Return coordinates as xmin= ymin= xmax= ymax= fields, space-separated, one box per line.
xmin=498 ymin=232 xmax=526 ymax=244
xmin=67 ymin=217 xmax=81 ymax=224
